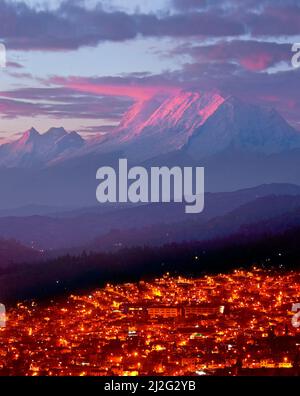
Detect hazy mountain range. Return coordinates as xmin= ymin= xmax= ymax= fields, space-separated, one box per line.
xmin=0 ymin=90 xmax=300 ymax=211
xmin=2 ymin=191 xmax=300 ymax=302
xmin=90 ymin=193 xmax=300 ymax=252
xmin=0 ymin=183 xmax=298 ymax=252
xmin=0 ymin=127 xmax=85 ymax=168
xmin=2 ymin=91 xmax=300 ymax=168
xmin=0 ymin=90 xmax=300 ymax=257
xmin=0 ymin=239 xmax=41 ymax=269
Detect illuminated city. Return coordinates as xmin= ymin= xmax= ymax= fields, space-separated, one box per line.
xmin=0 ymin=268 xmax=299 ymax=376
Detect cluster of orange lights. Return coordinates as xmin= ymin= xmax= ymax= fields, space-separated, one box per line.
xmin=0 ymin=268 xmax=299 ymax=376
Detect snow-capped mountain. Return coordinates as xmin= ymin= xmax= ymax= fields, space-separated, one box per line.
xmin=101 ymin=91 xmax=226 ymax=159
xmin=116 ymin=91 xmax=225 ymax=141
xmin=185 ymin=95 xmax=300 ymax=159
xmin=95 ymin=90 xmax=300 ymax=160
xmin=0 ymin=127 xmax=85 ymax=167
xmin=1 ymin=90 xmax=300 ymax=168
xmin=0 ymin=90 xmax=300 ymax=208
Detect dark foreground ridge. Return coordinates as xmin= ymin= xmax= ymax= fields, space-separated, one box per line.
xmin=0 ymin=223 xmax=300 ymax=304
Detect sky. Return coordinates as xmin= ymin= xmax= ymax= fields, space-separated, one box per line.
xmin=0 ymin=0 xmax=300 ymax=141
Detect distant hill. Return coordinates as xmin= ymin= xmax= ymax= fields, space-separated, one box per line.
xmin=1 ymin=213 xmax=300 ymax=304
xmin=0 ymin=184 xmax=299 ymax=250
xmin=0 ymin=239 xmax=41 ymax=268
xmin=89 ymin=194 xmax=300 ymax=251
xmin=0 ymin=127 xmax=85 ymax=168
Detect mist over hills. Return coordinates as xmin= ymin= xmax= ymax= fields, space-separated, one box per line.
xmin=0 ymin=239 xmax=40 ymax=269
xmin=1 ymin=207 xmax=300 ymax=304
xmin=0 ymin=183 xmax=298 ymax=252
xmin=89 ymin=193 xmax=300 ymax=252
xmin=0 ymin=91 xmax=299 ymax=258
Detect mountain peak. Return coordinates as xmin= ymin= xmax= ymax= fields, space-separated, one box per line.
xmin=56 ymin=130 xmax=85 ymax=148
xmin=98 ymin=89 xmax=300 ymax=161
xmin=44 ymin=127 xmax=67 ymax=140
xmin=117 ymin=90 xmax=226 ymax=138
xmin=185 ymin=94 xmax=300 ymax=159
xmin=21 ymin=127 xmax=40 ymax=142
xmin=0 ymin=127 xmax=86 ymax=168
xmin=107 ymin=90 xmax=227 ymax=159
xmin=68 ymin=131 xmax=83 ymax=139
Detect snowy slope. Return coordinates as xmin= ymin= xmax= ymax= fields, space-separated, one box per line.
xmin=97 ymin=90 xmax=300 ymax=160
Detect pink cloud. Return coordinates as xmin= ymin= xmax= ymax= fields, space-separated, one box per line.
xmin=49 ymin=76 xmax=181 ymax=101
xmin=174 ymin=40 xmax=291 ymax=72
xmin=239 ymin=53 xmax=273 ymax=71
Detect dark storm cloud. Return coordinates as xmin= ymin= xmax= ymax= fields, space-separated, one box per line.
xmin=0 ymin=0 xmax=298 ymax=51
xmin=1 ymin=0 xmax=299 ymax=129
xmin=172 ymin=0 xmax=300 ymax=37
xmin=244 ymin=5 xmax=300 ymax=36
xmin=0 ymin=0 xmax=244 ymax=51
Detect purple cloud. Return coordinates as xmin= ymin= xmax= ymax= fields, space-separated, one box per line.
xmin=1 ymin=0 xmax=300 ymax=132
xmin=173 ymin=40 xmax=292 ymax=71
xmin=245 ymin=5 xmax=300 ymax=36
xmin=0 ymin=87 xmax=132 ymax=120
xmin=0 ymin=0 xmax=298 ymax=52
xmin=0 ymin=0 xmax=244 ymax=51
